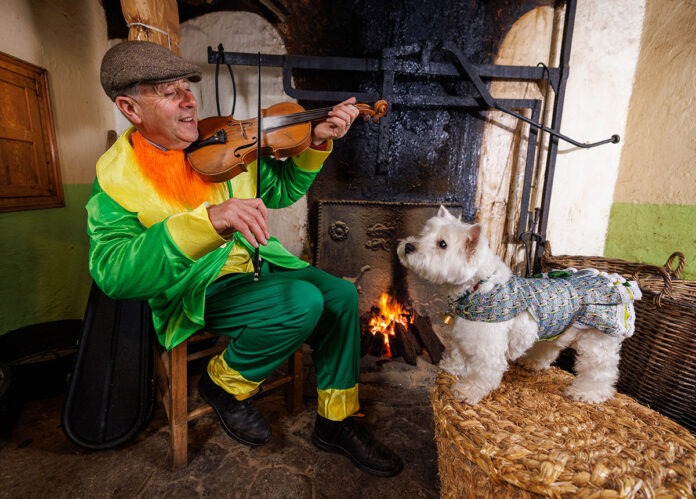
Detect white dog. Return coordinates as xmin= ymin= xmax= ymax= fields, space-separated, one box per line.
xmin=397 ymin=206 xmax=641 ymax=405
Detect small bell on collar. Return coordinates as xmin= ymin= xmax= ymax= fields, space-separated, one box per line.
xmin=441 ymin=312 xmax=456 ymax=326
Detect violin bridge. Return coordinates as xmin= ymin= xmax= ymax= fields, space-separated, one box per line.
xmin=233 ymin=121 xmax=249 ymax=140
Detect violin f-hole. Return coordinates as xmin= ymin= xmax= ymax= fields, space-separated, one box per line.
xmin=186 ymin=129 xmax=227 ymax=153
xmin=233 ymin=138 xmax=257 ymax=159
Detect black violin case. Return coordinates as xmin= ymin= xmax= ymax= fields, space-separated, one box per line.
xmin=62 ymin=282 xmax=154 ymax=449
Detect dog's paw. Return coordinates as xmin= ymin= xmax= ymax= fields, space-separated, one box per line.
xmin=516 ymin=356 xmax=552 ymax=371
xmin=566 ymin=384 xmax=615 ymax=404
xmin=451 ymin=380 xmax=490 ymax=405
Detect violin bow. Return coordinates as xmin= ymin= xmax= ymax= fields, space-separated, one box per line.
xmin=253 ymin=53 xmax=262 ymax=282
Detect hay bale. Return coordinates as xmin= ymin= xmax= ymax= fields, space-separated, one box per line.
xmin=432 ymin=365 xmax=696 ymax=498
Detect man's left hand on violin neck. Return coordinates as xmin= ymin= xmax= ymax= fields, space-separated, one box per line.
xmin=310 ymin=97 xmax=360 ymax=146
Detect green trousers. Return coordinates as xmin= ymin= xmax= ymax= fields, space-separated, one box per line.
xmin=203 ymin=262 xmax=361 ymax=420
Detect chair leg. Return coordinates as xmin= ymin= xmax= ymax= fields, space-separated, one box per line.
xmin=168 ymin=342 xmax=189 ymax=468
xmin=287 ymin=347 xmax=304 ymax=415
xmin=160 ymin=338 xmax=302 ymax=468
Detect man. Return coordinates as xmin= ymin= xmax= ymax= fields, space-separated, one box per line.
xmin=89 ymin=40 xmax=403 ymax=477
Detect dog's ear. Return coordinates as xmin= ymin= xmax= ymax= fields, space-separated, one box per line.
xmin=465 ymin=224 xmax=482 ymax=258
xmin=438 ymin=205 xmax=457 ymax=220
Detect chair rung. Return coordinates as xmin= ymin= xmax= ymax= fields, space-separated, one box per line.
xmin=187 ymin=345 xmax=225 ymax=363
xmin=188 ymin=331 xmax=217 ymax=343
xmin=263 ymin=374 xmax=292 ymax=392
xmin=187 ymin=404 xmax=214 ymax=422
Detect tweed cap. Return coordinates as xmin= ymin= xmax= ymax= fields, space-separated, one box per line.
xmin=100 ymin=41 xmax=202 ymax=100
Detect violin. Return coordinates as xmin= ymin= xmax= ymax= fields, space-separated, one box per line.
xmin=186 ymin=100 xmax=388 ymax=182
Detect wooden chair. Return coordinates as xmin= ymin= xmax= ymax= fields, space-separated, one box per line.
xmin=153 ymin=331 xmax=304 ymax=468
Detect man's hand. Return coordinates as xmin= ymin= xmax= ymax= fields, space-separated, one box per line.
xmin=311 ymin=97 xmax=360 ymax=146
xmin=207 ymin=198 xmax=270 ymax=248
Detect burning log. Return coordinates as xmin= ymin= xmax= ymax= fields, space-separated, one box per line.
xmin=360 ymin=310 xmax=374 ymax=357
xmin=410 ymin=315 xmax=444 ymax=364
xmin=360 ymin=291 xmax=444 ymax=365
xmin=392 ymin=322 xmax=421 ymax=365
xmin=361 ymin=318 xmax=441 ymax=365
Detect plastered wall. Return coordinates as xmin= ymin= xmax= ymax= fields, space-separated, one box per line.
xmin=604 ymin=0 xmax=696 ymax=277
xmin=545 ymin=0 xmax=645 ymax=257
xmin=476 ymin=1 xmax=647 ymax=275
xmin=613 ymin=0 xmax=695 ymax=207
xmin=0 ymin=0 xmax=111 ymax=333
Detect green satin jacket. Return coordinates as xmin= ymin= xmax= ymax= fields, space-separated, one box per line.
xmin=86 ymin=127 xmax=332 ymax=349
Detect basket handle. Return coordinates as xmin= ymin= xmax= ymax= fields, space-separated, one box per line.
xmin=663 ymin=251 xmax=686 ymax=279
xmin=541 ymin=241 xmax=553 ymax=259
xmin=631 ymin=265 xmax=674 ymax=308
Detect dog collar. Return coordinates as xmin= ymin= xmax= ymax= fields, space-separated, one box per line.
xmin=442 ymin=279 xmax=487 ymax=326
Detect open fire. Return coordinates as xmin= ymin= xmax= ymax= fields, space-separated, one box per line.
xmin=361 ymin=292 xmax=444 ymax=365
xmin=366 ymin=292 xmax=414 ymax=357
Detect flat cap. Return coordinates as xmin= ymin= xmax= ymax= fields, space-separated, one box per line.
xmin=100 ymin=41 xmax=202 ymax=101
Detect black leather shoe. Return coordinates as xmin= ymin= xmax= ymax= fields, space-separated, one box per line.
xmin=198 ymin=370 xmax=271 ymax=446
xmin=312 ymin=416 xmax=404 ymax=477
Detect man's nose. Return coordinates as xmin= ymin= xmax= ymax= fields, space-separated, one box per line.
xmin=181 ymin=90 xmax=196 ymax=107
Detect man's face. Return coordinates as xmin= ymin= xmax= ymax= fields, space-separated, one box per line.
xmin=127 ymin=79 xmax=199 ymax=150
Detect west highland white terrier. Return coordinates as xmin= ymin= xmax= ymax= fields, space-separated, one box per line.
xmin=397 ymin=206 xmax=641 ymax=405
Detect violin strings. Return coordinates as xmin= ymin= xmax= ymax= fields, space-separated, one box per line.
xmin=213 ymin=104 xmax=366 ymax=136
xmin=262 ymin=107 xmax=335 ymax=130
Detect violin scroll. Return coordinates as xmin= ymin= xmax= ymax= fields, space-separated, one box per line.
xmin=355 ymin=100 xmax=388 ymax=123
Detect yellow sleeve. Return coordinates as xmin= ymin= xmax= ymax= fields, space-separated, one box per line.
xmin=165 ymin=203 xmax=227 ymax=259
xmin=292 ymin=141 xmax=334 ymax=172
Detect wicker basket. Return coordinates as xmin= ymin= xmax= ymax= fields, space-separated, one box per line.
xmin=540 ymin=243 xmax=696 ymax=433
xmin=432 ymin=366 xmax=696 ymax=498
xmin=620 ymin=265 xmax=696 ymax=433
xmin=540 ymin=241 xmax=686 ymax=279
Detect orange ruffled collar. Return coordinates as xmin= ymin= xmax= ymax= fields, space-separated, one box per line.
xmin=130 ymin=131 xmax=217 ymax=209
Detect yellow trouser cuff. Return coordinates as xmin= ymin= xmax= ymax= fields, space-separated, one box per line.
xmin=317 ymin=385 xmax=360 ymax=421
xmin=207 ymin=353 xmax=262 ymax=400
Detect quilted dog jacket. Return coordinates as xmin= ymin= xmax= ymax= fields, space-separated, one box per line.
xmin=450 ymin=269 xmax=641 ymax=340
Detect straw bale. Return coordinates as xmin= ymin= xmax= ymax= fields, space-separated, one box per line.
xmin=432 ymin=365 xmax=696 ymax=498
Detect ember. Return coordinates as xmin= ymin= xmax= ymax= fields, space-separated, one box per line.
xmin=361 ymin=292 xmax=445 ymax=365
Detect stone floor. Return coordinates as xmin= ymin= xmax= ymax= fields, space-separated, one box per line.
xmin=0 ymin=354 xmax=441 ymax=498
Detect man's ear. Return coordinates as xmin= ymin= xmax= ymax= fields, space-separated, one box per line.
xmin=114 ymin=96 xmax=142 ymax=125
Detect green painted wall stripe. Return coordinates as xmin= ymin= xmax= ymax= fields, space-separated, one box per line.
xmin=605 ymin=203 xmax=696 ymax=280
xmin=0 ymin=183 xmax=93 ymax=335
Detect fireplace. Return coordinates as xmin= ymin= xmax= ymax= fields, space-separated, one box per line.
xmin=315 ymin=200 xmax=454 ymax=366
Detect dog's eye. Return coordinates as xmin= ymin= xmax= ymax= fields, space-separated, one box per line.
xmin=438 ymin=240 xmax=447 ymax=249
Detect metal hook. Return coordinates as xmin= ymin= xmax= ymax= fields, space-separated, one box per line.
xmin=442 ymin=43 xmax=620 ymax=149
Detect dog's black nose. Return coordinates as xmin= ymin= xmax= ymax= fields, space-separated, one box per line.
xmin=404 ymin=242 xmax=416 ymax=254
